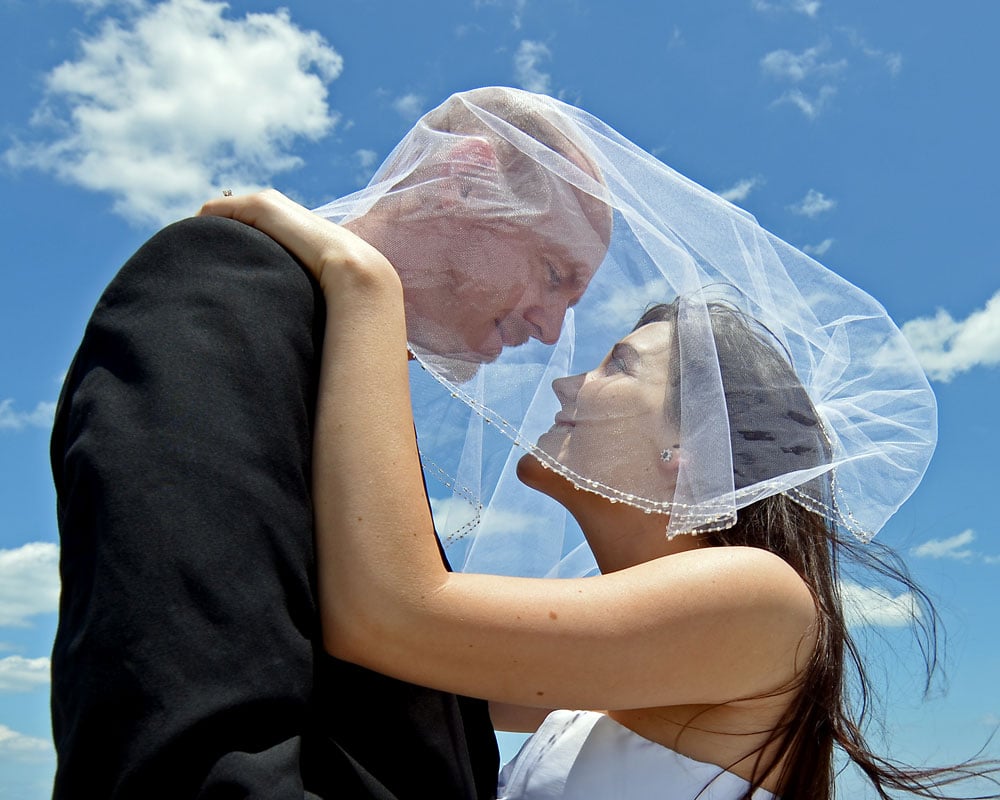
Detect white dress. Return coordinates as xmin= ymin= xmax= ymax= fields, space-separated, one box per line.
xmin=498 ymin=710 xmax=778 ymax=800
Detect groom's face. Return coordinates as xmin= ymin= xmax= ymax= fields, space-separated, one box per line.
xmin=403 ymin=188 xmax=610 ymax=365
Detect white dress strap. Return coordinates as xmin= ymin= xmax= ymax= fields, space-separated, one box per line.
xmin=498 ymin=710 xmax=777 ymax=800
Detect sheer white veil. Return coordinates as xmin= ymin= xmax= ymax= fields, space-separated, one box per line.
xmin=312 ymin=86 xmax=936 ymax=578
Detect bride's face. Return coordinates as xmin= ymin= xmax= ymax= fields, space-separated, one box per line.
xmin=525 ymin=321 xmax=680 ymax=504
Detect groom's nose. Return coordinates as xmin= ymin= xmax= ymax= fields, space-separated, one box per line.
xmin=521 ymin=296 xmax=568 ymax=345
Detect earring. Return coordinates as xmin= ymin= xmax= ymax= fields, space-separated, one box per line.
xmin=660 ymin=449 xmax=673 ymax=463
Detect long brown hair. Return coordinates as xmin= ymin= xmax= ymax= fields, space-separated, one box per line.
xmin=636 ymin=300 xmax=1000 ymax=799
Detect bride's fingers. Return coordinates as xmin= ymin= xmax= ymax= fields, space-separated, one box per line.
xmin=198 ymin=190 xmax=394 ymax=291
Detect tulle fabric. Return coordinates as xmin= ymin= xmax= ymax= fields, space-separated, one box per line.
xmin=312 ymin=87 xmax=935 ymax=578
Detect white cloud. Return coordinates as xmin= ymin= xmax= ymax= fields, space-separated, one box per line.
xmin=595 ymin=276 xmax=673 ymax=332
xmin=73 ymin=0 xmax=146 ymax=10
xmin=716 ymin=177 xmax=762 ymax=203
xmin=752 ymin=0 xmax=821 ymax=16
xmin=842 ymin=28 xmax=903 ymax=77
xmin=0 ymin=399 xmax=56 ymax=431
xmin=0 ymin=656 xmax=50 ymax=693
xmin=901 ymin=290 xmax=1000 ymax=382
xmin=802 ymin=238 xmax=834 ymax=256
xmin=912 ymin=529 xmax=976 ymax=560
xmin=773 ymin=85 xmax=837 ymax=118
xmin=789 ymin=188 xmax=836 ymax=217
xmin=792 ymin=0 xmax=821 ymax=14
xmin=0 ymin=543 xmax=60 ymax=628
xmin=911 ymin=529 xmax=1000 ymax=564
xmin=475 ymin=0 xmax=528 ymax=29
xmin=6 ymin=0 xmax=343 ymax=226
xmin=840 ymin=582 xmax=919 ymax=628
xmin=761 ymin=45 xmax=846 ymax=83
xmin=514 ymin=40 xmax=552 ymax=94
xmin=0 ymin=724 xmax=53 ymax=763
xmin=392 ymin=93 xmax=426 ymax=121
xmin=354 ymin=149 xmax=378 ymax=170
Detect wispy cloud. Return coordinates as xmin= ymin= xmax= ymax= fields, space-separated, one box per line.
xmin=72 ymin=0 xmax=146 ymax=10
xmin=841 ymin=27 xmax=903 ymax=77
xmin=596 ymin=276 xmax=673 ymax=332
xmin=0 ymin=543 xmax=60 ymax=628
xmin=5 ymin=0 xmax=343 ymax=226
xmin=752 ymin=0 xmax=821 ymax=17
xmin=392 ymin=93 xmax=426 ymax=121
xmin=901 ymin=290 xmax=1000 ymax=382
xmin=0 ymin=399 xmax=56 ymax=431
xmin=912 ymin=529 xmax=976 ymax=560
xmin=514 ymin=39 xmax=552 ymax=94
xmin=352 ymin=148 xmax=380 ymax=187
xmin=840 ymin=582 xmax=919 ymax=628
xmin=761 ymin=42 xmax=844 ymax=119
xmin=0 ymin=656 xmax=49 ymax=693
xmin=911 ymin=529 xmax=1000 ymax=564
xmin=716 ymin=177 xmax=763 ymax=204
xmin=789 ymin=188 xmax=836 ymax=218
xmin=773 ymin=86 xmax=837 ymax=119
xmin=761 ymin=45 xmax=846 ymax=82
xmin=802 ymin=238 xmax=834 ymax=256
xmin=475 ymin=0 xmax=529 ymax=29
xmin=0 ymin=724 xmax=53 ymax=763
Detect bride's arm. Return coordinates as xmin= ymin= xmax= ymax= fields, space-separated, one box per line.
xmin=200 ymin=191 xmax=817 ymax=715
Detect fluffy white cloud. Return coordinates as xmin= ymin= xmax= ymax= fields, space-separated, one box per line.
xmin=0 ymin=724 xmax=53 ymax=763
xmin=6 ymin=0 xmax=343 ymax=226
xmin=802 ymin=238 xmax=834 ymax=256
xmin=901 ymin=290 xmax=1000 ymax=382
xmin=0 ymin=656 xmax=50 ymax=693
xmin=392 ymin=93 xmax=426 ymax=121
xmin=716 ymin=177 xmax=762 ymax=203
xmin=514 ymin=40 xmax=552 ymax=94
xmin=840 ymin=582 xmax=919 ymax=628
xmin=789 ymin=188 xmax=836 ymax=217
xmin=0 ymin=399 xmax=56 ymax=431
xmin=0 ymin=543 xmax=60 ymax=628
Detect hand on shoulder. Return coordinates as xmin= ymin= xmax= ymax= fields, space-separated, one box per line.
xmin=199 ymin=189 xmax=397 ymax=298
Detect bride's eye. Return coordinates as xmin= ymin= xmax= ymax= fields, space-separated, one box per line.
xmin=607 ymin=357 xmax=627 ymax=373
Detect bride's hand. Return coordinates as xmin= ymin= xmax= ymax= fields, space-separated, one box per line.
xmin=199 ymin=189 xmax=396 ymax=296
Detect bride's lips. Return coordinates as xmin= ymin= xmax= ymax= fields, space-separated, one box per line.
xmin=552 ymin=413 xmax=575 ymax=428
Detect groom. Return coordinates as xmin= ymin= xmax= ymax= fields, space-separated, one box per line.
xmin=50 ymin=89 xmax=610 ymax=799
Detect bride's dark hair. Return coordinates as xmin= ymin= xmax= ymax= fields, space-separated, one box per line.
xmin=636 ymin=300 xmax=999 ymax=800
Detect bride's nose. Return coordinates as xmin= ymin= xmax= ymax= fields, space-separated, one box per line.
xmin=552 ymin=372 xmax=585 ymax=405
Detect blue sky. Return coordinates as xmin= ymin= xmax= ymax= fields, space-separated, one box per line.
xmin=1 ymin=1 xmax=998 ymax=797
